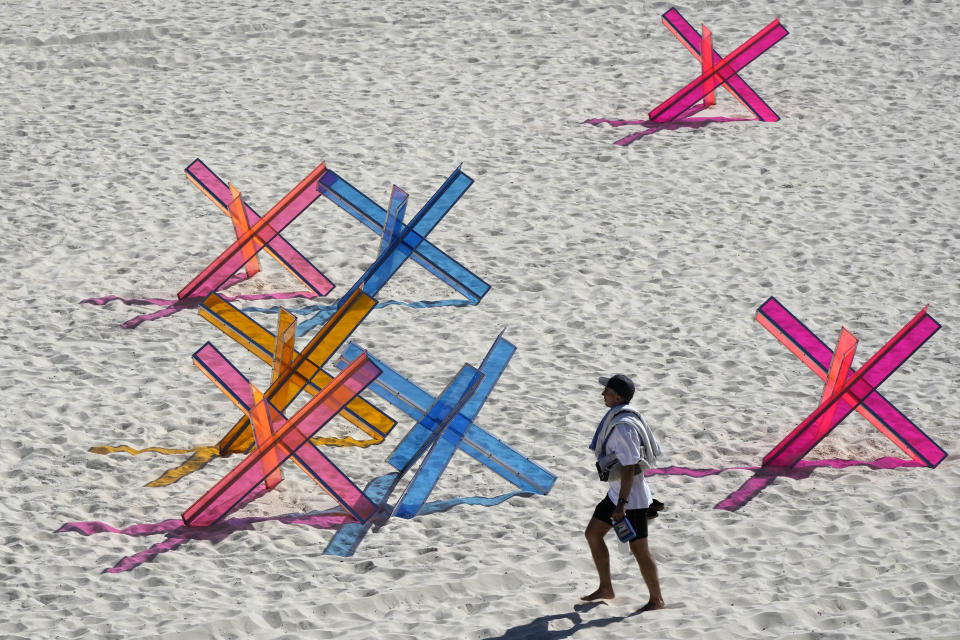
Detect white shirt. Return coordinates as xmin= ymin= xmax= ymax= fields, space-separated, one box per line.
xmin=603 ymin=422 xmax=652 ymax=510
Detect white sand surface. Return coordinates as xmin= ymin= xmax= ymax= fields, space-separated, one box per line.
xmin=2 ymin=0 xmax=959 ymax=638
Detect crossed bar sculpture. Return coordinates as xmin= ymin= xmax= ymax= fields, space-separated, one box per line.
xmin=70 ymin=148 xmax=946 ymax=570
xmin=716 ymin=297 xmax=946 ymax=511
xmin=176 ymin=162 xmax=554 ymax=533
xmin=79 ymin=160 xmax=556 ymax=548
xmin=650 ymin=9 xmax=789 ymax=123
xmin=586 ymin=7 xmax=788 ymax=146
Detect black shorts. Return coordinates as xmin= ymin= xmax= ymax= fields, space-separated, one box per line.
xmin=592 ymin=496 xmax=649 ymax=539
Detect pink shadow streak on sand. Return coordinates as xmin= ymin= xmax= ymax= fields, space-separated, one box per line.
xmin=81 ymin=273 xmax=320 ymax=329
xmin=57 ymin=457 xmax=924 ymax=573
xmin=584 ymin=104 xmax=754 ymax=146
xmin=650 ymin=457 xmax=925 ymax=512
xmin=647 ymin=457 xmax=924 ymax=480
xmin=671 ymin=457 xmax=925 ymax=512
xmin=57 ymin=507 xmax=356 ymax=573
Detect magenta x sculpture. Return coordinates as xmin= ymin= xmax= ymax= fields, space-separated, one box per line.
xmin=659 ymin=8 xmax=785 ymax=122
xmin=181 ymin=350 xmax=382 ymax=527
xmin=586 ymin=8 xmax=788 ymax=146
xmin=178 ymin=160 xmax=335 ymax=302
xmin=82 ymin=160 xmax=335 ymax=328
xmin=650 ymin=11 xmax=789 ymax=122
xmin=716 ymin=298 xmax=945 ymax=511
xmin=650 ymin=10 xmax=788 ymax=122
xmin=183 ymin=159 xmax=335 ymax=300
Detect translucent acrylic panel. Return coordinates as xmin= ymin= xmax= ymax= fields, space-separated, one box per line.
xmin=185 ymin=158 xmax=334 ymax=296
xmin=461 ymin=329 xmax=516 ymax=419
xmin=756 ymin=297 xmax=832 ymax=380
xmin=336 ymin=340 xmax=556 ymax=496
xmin=192 ymin=342 xmax=257 ymax=410
xmin=228 ymin=184 xmax=261 ymax=278
xmin=757 ymin=298 xmax=946 ymax=467
xmin=813 ymin=328 xmax=859 ymax=442
xmin=661 ymin=8 xmax=780 ymax=121
xmin=661 ymin=7 xmax=705 ymax=61
xmin=379 ymin=186 xmax=408 ymax=256
xmin=199 ymin=293 xmax=278 ymax=364
xmin=701 ymin=25 xmax=716 ymax=106
xmin=301 ymin=288 xmax=378 ymax=370
xmin=182 ymin=354 xmax=381 ymax=527
xmin=763 ymin=308 xmax=942 ymax=468
xmin=316 ymin=169 xmax=489 ymax=304
xmin=178 ymin=162 xmax=327 ymax=301
xmin=250 ymin=389 xmax=284 ymax=491
xmin=649 ymin=17 xmax=787 ymax=122
xmin=271 ymin=308 xmax=298 ymax=404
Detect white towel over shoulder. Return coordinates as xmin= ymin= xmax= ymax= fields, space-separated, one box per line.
xmin=596 ymin=406 xmax=663 ymax=470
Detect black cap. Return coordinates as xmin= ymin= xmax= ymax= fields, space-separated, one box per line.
xmin=599 ymin=374 xmax=635 ymax=402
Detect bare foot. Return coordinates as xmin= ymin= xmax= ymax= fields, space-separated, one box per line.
xmin=580 ymin=588 xmax=615 ymax=601
xmin=639 ymin=598 xmax=666 ymax=612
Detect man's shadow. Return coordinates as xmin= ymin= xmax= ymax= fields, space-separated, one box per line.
xmin=483 ymin=602 xmax=648 ymax=640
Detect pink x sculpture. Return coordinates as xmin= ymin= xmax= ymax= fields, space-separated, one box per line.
xmin=716 ymin=298 xmax=945 ymax=511
xmin=183 ymin=158 xmax=335 ymax=300
xmin=178 ymin=161 xmax=335 ymax=302
xmin=182 ymin=350 xmax=382 ymax=527
xmin=660 ymin=8 xmax=784 ymax=121
xmin=650 ymin=9 xmax=788 ymax=122
xmin=757 ymin=297 xmax=946 ymax=467
xmin=585 ymin=9 xmax=788 ymax=146
xmin=81 ymin=161 xmax=335 ymax=328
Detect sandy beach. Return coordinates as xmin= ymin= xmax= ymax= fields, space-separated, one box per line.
xmin=2 ymin=0 xmax=959 ymax=637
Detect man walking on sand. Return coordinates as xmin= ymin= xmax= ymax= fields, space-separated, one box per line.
xmin=582 ymin=373 xmax=665 ymax=610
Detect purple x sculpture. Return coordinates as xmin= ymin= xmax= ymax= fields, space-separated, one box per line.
xmin=716 ymin=298 xmax=945 ymax=511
